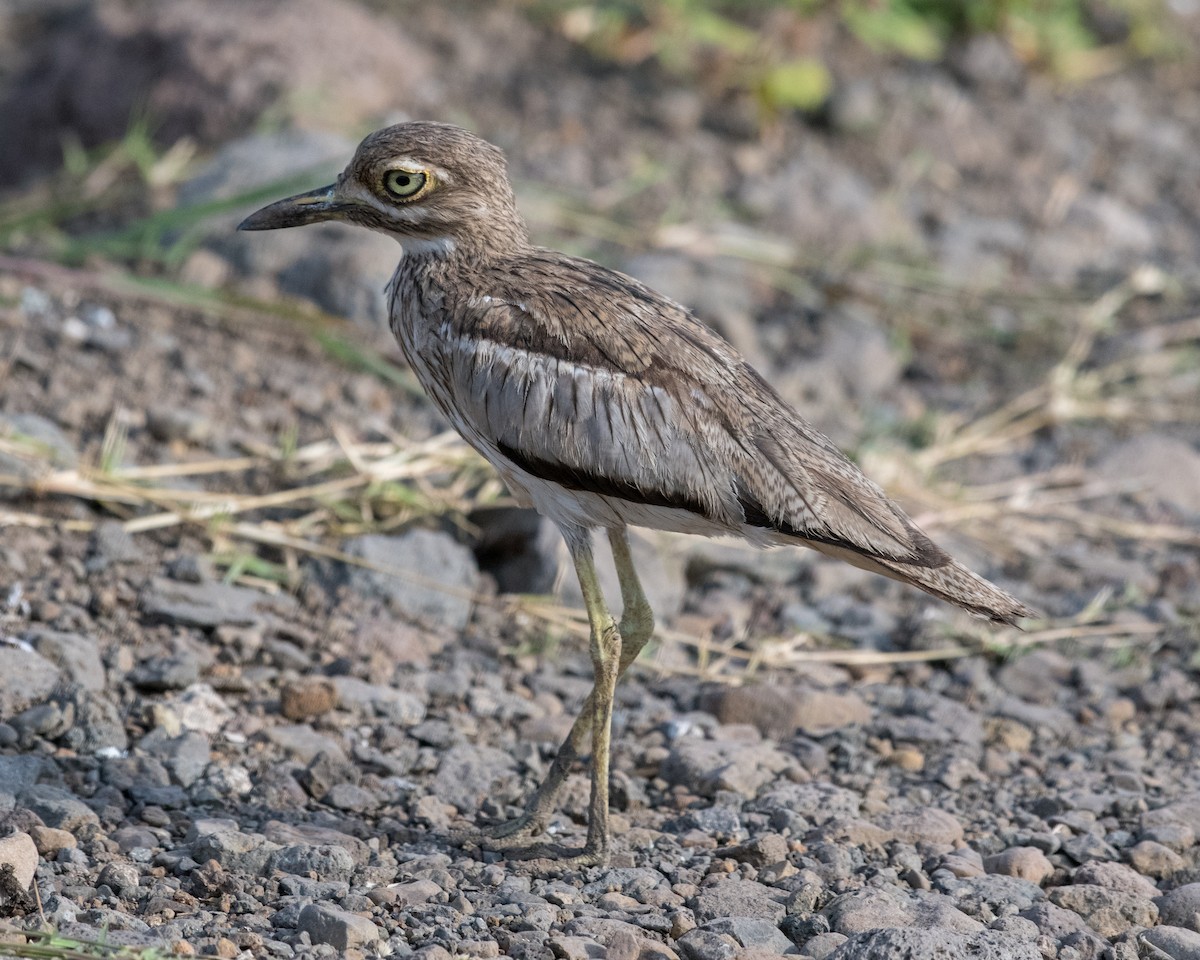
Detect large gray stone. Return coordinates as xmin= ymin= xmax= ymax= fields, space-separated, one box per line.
xmin=0 ymin=832 xmax=37 ymax=895
xmin=0 ymin=413 xmax=77 ymax=478
xmin=1048 ymin=884 xmax=1157 ymax=938
xmin=661 ymin=737 xmax=794 ymax=798
xmin=691 ymin=879 xmax=786 ymax=924
xmin=141 ymin=577 xmax=296 ymax=629
xmin=18 ymin=784 xmax=99 ymax=831
xmin=297 ymin=903 xmax=382 ymax=950
xmin=701 ymin=917 xmax=794 ymax=954
xmin=825 ymin=886 xmax=982 ymax=936
xmin=0 ymin=645 xmax=61 ymax=717
xmin=430 ymin=743 xmax=518 ymax=815
xmin=1096 ymin=434 xmax=1200 ymax=515
xmin=1141 ymin=925 xmax=1200 ymax=960
xmin=343 ymin=529 xmax=479 ymax=631
xmin=827 ymin=928 xmax=1041 ymax=960
xmin=1157 ymin=883 xmax=1200 ymax=932
xmin=187 ymin=818 xmax=277 ymax=875
xmin=26 ymin=630 xmax=105 ymax=692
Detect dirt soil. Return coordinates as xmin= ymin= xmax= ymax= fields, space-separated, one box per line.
xmin=1 ymin=2 xmax=1200 ymax=960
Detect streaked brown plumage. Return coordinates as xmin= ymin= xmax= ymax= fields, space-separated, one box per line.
xmin=240 ymin=121 xmax=1034 ymax=866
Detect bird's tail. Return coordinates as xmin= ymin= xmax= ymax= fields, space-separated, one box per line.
xmin=811 ymin=543 xmax=1037 ymax=626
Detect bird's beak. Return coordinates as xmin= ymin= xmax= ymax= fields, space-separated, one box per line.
xmin=237 ymin=183 xmax=353 ymax=231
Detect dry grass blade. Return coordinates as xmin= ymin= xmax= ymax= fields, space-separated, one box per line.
xmin=0 ymin=923 xmax=188 ymax=960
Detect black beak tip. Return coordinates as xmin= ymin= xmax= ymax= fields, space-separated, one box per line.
xmin=237 ymin=211 xmax=269 ymax=232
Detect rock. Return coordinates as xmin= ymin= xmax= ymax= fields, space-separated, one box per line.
xmin=1072 ymin=859 xmax=1159 ymax=897
xmin=1047 ymin=884 xmax=1158 ymax=937
xmin=187 ymin=819 xmax=277 ymax=875
xmin=262 ymin=821 xmax=369 ymax=866
xmin=676 ymin=928 xmax=737 ymax=960
xmin=29 ymin=826 xmax=76 ymax=856
xmin=0 ymin=832 xmax=37 ymax=894
xmin=690 ymin=879 xmax=786 ymax=924
xmin=718 ymin=833 xmax=789 ymax=868
xmin=947 ymin=34 xmax=1026 ymax=91
xmin=0 ymin=757 xmax=50 ymax=798
xmin=1018 ymin=902 xmax=1097 ymax=941
xmin=145 ymin=406 xmax=216 ymax=445
xmin=825 ymin=927 xmax=1041 ymax=959
xmin=811 ymin=817 xmax=893 ymax=850
xmin=756 ymin=783 xmax=862 ymax=825
xmin=824 ymin=886 xmax=981 ymax=936
xmin=983 ymin=847 xmax=1054 ymax=885
xmin=1 ymin=0 xmax=436 ymax=182
xmin=699 ymin=918 xmax=793 ymax=954
xmin=297 ymin=903 xmax=382 ymax=950
xmin=1129 ymin=840 xmax=1185 ymax=878
xmin=1143 ymin=798 xmax=1200 ymax=837
xmin=270 ymin=843 xmax=356 ymax=881
xmin=822 ymin=305 xmax=901 ymax=403
xmin=661 ymin=737 xmax=794 ymax=798
xmin=0 ymin=645 xmax=61 ymax=717
xmin=665 ymin=803 xmax=744 ymax=844
xmin=342 ymin=529 xmax=479 ymax=631
xmin=390 ymin=878 xmax=443 ymax=907
xmin=280 ymin=678 xmax=338 ymax=720
xmin=703 ymin=686 xmax=870 ymax=738
xmin=138 ymin=729 xmax=211 ymax=787
xmin=996 ymin=650 xmax=1072 ymax=705
xmin=160 ymin=684 xmax=234 ymax=735
xmin=938 ymin=874 xmax=1046 ymax=918
xmin=874 ymin=808 xmax=964 ymax=847
xmin=18 ymin=784 xmax=99 ymax=832
xmin=430 ymin=744 xmax=518 ymax=815
xmin=1157 ymin=884 xmax=1200 ymax=931
xmin=129 ymin=652 xmax=200 ymax=692
xmin=263 ymin=724 xmax=347 ymax=764
xmin=141 ymin=577 xmax=296 ymax=629
xmin=330 ymin=677 xmax=425 ymax=723
xmin=1142 ymin=823 xmax=1196 ymax=853
xmin=69 ymin=690 xmax=129 ymax=752
xmin=88 ymin=520 xmax=140 ymax=567
xmin=1096 ymin=434 xmax=1200 ymax=515
xmin=803 ymin=932 xmax=849 ymax=959
xmin=1140 ymin=925 xmax=1200 ymax=960
xmin=96 ymin=861 xmax=139 ymax=894
xmin=0 ymin=413 xmax=77 ymax=478
xmin=987 ymin=916 xmax=1040 ymax=941
xmin=26 ymin=630 xmax=105 ymax=691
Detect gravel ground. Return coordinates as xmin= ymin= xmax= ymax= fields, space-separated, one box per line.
xmin=2 ymin=3 xmax=1200 ymax=960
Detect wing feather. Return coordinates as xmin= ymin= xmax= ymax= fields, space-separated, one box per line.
xmin=437 ymin=252 xmax=955 ymax=567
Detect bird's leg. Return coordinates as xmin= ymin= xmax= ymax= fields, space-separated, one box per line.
xmin=483 ymin=528 xmax=654 ymax=863
xmin=573 ymin=528 xmax=622 ymax=864
xmin=608 ymin=528 xmax=655 ymax=658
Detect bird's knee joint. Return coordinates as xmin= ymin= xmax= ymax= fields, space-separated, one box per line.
xmin=620 ymin=601 xmax=654 ymax=645
xmin=591 ymin=620 xmax=622 ymax=666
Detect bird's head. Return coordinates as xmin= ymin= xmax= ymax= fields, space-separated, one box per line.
xmin=238 ymin=121 xmax=527 ymax=257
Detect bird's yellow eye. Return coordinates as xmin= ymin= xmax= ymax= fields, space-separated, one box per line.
xmin=382 ymin=169 xmax=428 ymax=200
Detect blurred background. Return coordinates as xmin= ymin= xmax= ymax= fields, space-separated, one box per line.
xmin=3 ymin=0 xmax=1199 ymax=635
xmin=2 ymin=1 xmax=1200 ymax=956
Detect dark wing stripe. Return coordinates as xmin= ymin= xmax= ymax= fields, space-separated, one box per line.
xmin=500 ymin=439 xmax=945 ymax=567
xmin=497 ymin=441 xmax=711 ymax=517
xmin=733 ymin=480 xmax=930 ymax=564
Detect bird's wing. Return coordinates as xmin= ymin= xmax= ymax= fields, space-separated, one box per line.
xmin=437 ymin=252 xmax=942 ymax=566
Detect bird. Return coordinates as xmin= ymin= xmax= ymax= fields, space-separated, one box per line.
xmin=238 ymin=121 xmax=1034 ymax=867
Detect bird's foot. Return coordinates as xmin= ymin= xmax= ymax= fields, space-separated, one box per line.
xmin=477 ymin=812 xmax=550 ymax=851
xmin=505 ymin=842 xmax=608 ymax=874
